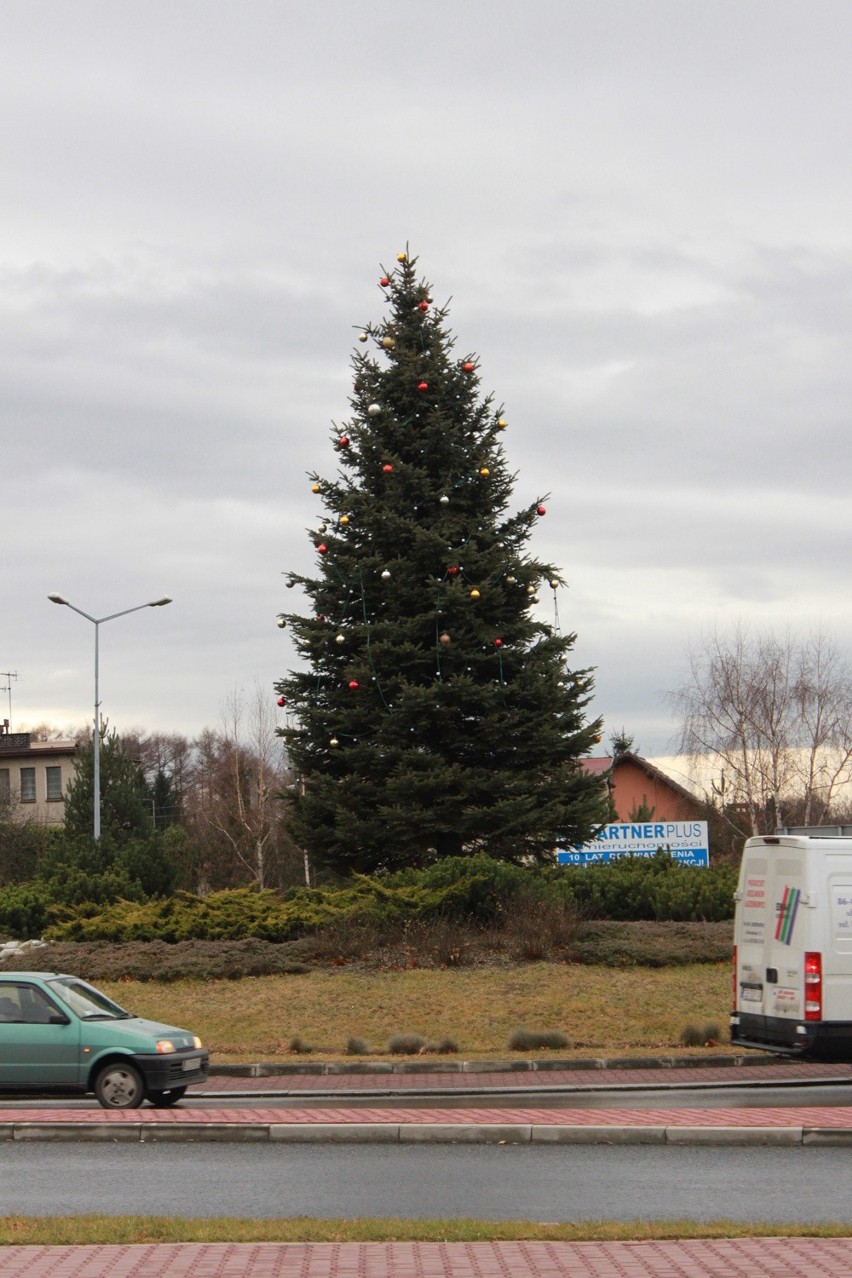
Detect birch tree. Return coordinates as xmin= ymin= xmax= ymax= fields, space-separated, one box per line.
xmin=191 ymin=683 xmax=290 ymax=889
xmin=672 ymin=625 xmax=852 ymax=834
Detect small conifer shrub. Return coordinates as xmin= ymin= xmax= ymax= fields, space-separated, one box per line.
xmin=388 ymin=1033 xmax=426 ymax=1055
xmin=507 ymin=1028 xmax=569 ymax=1051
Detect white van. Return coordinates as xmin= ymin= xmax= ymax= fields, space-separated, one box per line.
xmin=730 ymin=829 xmax=852 ymax=1060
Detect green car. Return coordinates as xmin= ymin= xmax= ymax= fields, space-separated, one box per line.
xmin=0 ymin=972 xmax=209 ymax=1108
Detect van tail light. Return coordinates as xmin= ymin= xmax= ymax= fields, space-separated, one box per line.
xmin=732 ymin=944 xmax=737 ymax=1010
xmin=804 ymin=951 xmax=822 ymax=1021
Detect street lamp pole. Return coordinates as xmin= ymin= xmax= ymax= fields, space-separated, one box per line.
xmin=47 ymin=594 xmax=172 ymax=840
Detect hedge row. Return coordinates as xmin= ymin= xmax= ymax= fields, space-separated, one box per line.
xmin=0 ymin=852 xmax=737 ymax=943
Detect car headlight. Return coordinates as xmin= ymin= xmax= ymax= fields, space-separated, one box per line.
xmin=193 ymin=1035 xmax=203 ymax=1049
xmin=155 ymin=1039 xmax=176 ymax=1054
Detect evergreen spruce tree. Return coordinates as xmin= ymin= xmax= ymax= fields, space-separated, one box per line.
xmin=276 ymin=252 xmax=608 ymax=874
xmin=63 ymin=729 xmax=154 ymax=844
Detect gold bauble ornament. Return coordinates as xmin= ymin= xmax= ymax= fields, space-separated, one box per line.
xmin=311 ymin=483 xmax=321 ymax=494
xmin=397 ymin=252 xmax=407 ymax=262
xmin=358 ymin=332 xmax=368 ymax=342
xmin=479 ymin=467 xmax=490 ymax=478
xmin=497 ymin=418 xmax=508 ymax=430
xmin=339 ymin=515 xmax=350 ymax=526
xmin=381 ymin=336 xmax=396 ymax=350
xmin=439 ymin=632 xmax=451 ymax=646
xmin=469 ymin=588 xmax=481 ymax=600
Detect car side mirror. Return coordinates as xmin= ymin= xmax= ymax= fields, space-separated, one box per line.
xmin=48 ymin=1013 xmax=71 ymax=1025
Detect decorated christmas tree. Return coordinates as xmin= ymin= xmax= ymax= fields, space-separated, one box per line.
xmin=275 ymin=251 xmax=608 ymax=874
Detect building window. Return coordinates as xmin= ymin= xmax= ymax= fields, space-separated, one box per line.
xmin=0 ymin=769 xmax=9 ymax=803
xmin=46 ymin=766 xmax=63 ymax=802
xmin=20 ymin=767 xmax=36 ymax=803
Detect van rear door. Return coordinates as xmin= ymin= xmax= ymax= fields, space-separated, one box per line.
xmin=763 ymin=849 xmax=808 ymax=1022
xmin=735 ymin=844 xmax=772 ymax=1016
xmin=734 ymin=839 xmax=809 ymax=1039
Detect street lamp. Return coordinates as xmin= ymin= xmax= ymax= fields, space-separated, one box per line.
xmin=47 ymin=594 xmax=172 ymax=840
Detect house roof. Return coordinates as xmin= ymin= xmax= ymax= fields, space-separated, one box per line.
xmin=581 ymin=756 xmax=613 ymax=777
xmin=581 ymin=751 xmax=701 ymax=804
xmin=0 ymin=738 xmax=77 ymax=761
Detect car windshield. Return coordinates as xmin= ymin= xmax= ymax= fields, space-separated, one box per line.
xmin=47 ymin=978 xmax=132 ymax=1021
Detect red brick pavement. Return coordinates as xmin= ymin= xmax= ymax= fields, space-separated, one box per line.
xmin=2 ymin=1238 xmax=852 ymax=1277
xmin=2 ymin=1102 xmax=852 ymax=1126
xmin=200 ymin=1059 xmax=851 ymax=1092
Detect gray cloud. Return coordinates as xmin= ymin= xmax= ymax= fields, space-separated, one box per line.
xmin=4 ymin=0 xmax=852 ymax=756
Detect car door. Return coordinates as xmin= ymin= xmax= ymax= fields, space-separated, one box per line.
xmin=0 ymin=980 xmax=82 ymax=1088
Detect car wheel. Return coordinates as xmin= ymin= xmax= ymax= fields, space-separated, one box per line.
xmin=146 ymin=1087 xmax=187 ymax=1107
xmin=94 ymin=1061 xmax=145 ymax=1109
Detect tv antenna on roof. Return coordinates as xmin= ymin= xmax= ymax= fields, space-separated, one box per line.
xmin=0 ymin=672 xmax=18 ymax=732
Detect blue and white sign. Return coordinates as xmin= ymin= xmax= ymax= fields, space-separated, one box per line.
xmin=558 ymin=820 xmax=710 ymax=867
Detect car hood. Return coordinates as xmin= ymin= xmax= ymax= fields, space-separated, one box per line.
xmin=82 ymin=1016 xmax=199 ymax=1051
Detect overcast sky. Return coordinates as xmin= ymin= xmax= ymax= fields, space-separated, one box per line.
xmin=4 ymin=0 xmax=852 ymax=759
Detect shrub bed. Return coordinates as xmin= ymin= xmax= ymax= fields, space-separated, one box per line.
xmin=2 ymin=852 xmax=736 ymax=947
xmin=0 ymin=919 xmax=733 ymax=981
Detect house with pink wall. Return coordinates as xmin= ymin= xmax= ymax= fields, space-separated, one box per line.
xmin=581 ymin=751 xmax=702 ymax=822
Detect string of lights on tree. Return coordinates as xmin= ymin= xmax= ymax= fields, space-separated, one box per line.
xmin=274 ymin=251 xmax=572 ymax=750
xmin=270 ymin=249 xmax=605 ymax=873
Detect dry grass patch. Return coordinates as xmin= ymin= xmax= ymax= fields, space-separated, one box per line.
xmin=0 ymin=1216 xmax=851 ymax=1245
xmin=99 ymin=963 xmax=731 ymax=1061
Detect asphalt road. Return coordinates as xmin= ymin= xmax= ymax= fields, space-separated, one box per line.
xmin=3 ymin=1142 xmax=851 ymax=1222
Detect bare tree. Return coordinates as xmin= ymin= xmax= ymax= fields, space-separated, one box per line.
xmin=671 ymin=625 xmax=852 ymax=834
xmin=794 ymin=629 xmax=852 ymax=824
xmin=192 ymin=683 xmax=291 ymax=889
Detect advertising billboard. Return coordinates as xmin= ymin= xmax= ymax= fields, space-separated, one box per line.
xmin=557 ymin=820 xmax=710 ymax=867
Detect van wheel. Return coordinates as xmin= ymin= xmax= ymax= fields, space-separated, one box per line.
xmin=94 ymin=1062 xmax=145 ymax=1109
xmin=146 ymin=1087 xmax=187 ymax=1107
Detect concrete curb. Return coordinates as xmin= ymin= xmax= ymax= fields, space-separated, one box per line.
xmin=209 ymin=1053 xmax=782 ymax=1077
xmin=3 ymin=1120 xmax=852 ymax=1145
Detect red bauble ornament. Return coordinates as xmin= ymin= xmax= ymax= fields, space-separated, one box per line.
xmin=494 ymin=638 xmax=503 ymax=648
xmin=463 ymin=361 xmax=475 ymax=373
xmin=277 ymin=696 xmax=286 ymax=707
xmin=317 ymin=543 xmax=328 ymax=555
xmin=379 ymin=276 xmax=389 ymax=287
xmin=447 ymin=565 xmax=460 ymax=577
xmin=418 ymin=300 xmax=429 ymax=312
xmin=537 ymin=504 xmax=547 ymax=516
xmin=417 ymin=381 xmax=428 ymax=392
xmin=382 ymin=463 xmax=394 ymax=474
xmin=338 ymin=436 xmax=350 ymax=448
xmin=439 ymin=632 xmax=451 ymax=646
xmin=348 ymin=680 xmax=360 ymax=691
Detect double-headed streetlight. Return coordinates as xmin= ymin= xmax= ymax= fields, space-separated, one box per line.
xmin=47 ymin=594 xmax=172 ymax=840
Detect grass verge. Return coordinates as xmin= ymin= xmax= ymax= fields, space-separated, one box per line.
xmin=0 ymin=1216 xmax=850 ymax=1245
xmin=96 ymin=962 xmax=732 ymax=1061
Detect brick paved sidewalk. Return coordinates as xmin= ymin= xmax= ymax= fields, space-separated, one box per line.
xmin=201 ymin=1058 xmax=851 ymax=1093
xmin=2 ymin=1100 xmax=852 ymax=1145
xmin=3 ymin=1238 xmax=852 ymax=1277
